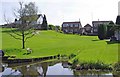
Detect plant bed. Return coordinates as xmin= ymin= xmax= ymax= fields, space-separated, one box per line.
xmin=9 ymin=55 xmax=16 ymax=58
xmin=113 ymin=62 xmax=120 ymax=71
xmin=70 ymin=60 xmax=113 ymax=71
xmin=3 ymin=55 xmax=60 ymax=64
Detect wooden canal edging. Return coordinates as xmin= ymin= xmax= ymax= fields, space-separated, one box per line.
xmin=2 ymin=54 xmax=60 ymax=64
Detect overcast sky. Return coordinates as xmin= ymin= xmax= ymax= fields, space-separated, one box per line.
xmin=0 ymin=0 xmax=119 ymax=26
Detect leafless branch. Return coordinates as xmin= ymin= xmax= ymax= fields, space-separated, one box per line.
xmin=4 ymin=13 xmax=11 ymax=25
xmin=13 ymin=9 xmax=20 ymax=19
xmin=25 ymin=34 xmax=35 ymax=42
xmin=8 ymin=33 xmax=22 ymax=40
xmin=24 ymin=29 xmax=34 ymax=36
xmin=10 ymin=27 xmax=22 ymax=36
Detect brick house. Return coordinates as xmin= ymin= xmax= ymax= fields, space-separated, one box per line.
xmin=62 ymin=21 xmax=82 ymax=34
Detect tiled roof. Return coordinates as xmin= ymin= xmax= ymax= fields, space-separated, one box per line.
xmin=84 ymin=24 xmax=92 ymax=27
xmin=92 ymin=21 xmax=112 ymax=23
xmin=62 ymin=21 xmax=81 ymax=24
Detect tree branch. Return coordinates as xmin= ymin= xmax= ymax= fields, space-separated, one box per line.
xmin=8 ymin=33 xmax=22 ymax=40
xmin=24 ymin=29 xmax=34 ymax=36
xmin=25 ymin=34 xmax=35 ymax=42
xmin=9 ymin=27 xmax=22 ymax=36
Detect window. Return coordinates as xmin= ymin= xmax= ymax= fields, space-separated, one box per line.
xmin=66 ymin=24 xmax=69 ymax=27
xmin=70 ymin=29 xmax=73 ymax=32
xmin=70 ymin=24 xmax=73 ymax=27
xmin=94 ymin=29 xmax=97 ymax=32
xmin=63 ymin=24 xmax=67 ymax=27
xmin=75 ymin=24 xmax=78 ymax=27
xmin=75 ymin=29 xmax=78 ymax=32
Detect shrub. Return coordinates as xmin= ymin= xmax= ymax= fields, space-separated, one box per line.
xmin=73 ymin=58 xmax=79 ymax=64
xmin=61 ymin=54 xmax=67 ymax=57
xmin=71 ymin=60 xmax=112 ymax=70
xmin=69 ymin=53 xmax=76 ymax=59
xmin=72 ymin=58 xmax=79 ymax=69
xmin=113 ymin=62 xmax=120 ymax=71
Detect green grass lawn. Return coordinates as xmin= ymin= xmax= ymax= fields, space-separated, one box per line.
xmin=1 ymin=28 xmax=119 ymax=64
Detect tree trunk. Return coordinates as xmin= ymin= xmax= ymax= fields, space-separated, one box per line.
xmin=22 ymin=31 xmax=25 ymax=49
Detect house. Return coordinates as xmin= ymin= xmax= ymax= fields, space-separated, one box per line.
xmin=14 ymin=14 xmax=48 ymax=30
xmin=62 ymin=21 xmax=82 ymax=34
xmin=92 ymin=21 xmax=113 ymax=35
xmin=2 ymin=14 xmax=42 ymax=28
xmin=84 ymin=24 xmax=92 ymax=33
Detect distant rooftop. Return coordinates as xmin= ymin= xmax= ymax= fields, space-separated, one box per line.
xmin=62 ymin=21 xmax=81 ymax=24
xmin=92 ymin=21 xmax=112 ymax=23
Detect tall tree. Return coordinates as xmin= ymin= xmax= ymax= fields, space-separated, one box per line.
xmin=110 ymin=16 xmax=120 ymax=34
xmin=98 ymin=24 xmax=107 ymax=40
xmin=116 ymin=15 xmax=120 ymax=25
xmin=106 ymin=22 xmax=115 ymax=38
xmin=41 ymin=14 xmax=48 ymax=30
xmin=5 ymin=2 xmax=39 ymax=49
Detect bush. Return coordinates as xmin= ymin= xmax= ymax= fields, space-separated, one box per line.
xmin=69 ymin=53 xmax=76 ymax=59
xmin=71 ymin=60 xmax=112 ymax=70
xmin=61 ymin=54 xmax=67 ymax=57
xmin=48 ymin=24 xmax=55 ymax=30
xmin=72 ymin=58 xmax=79 ymax=69
xmin=73 ymin=58 xmax=79 ymax=64
xmin=113 ymin=62 xmax=120 ymax=71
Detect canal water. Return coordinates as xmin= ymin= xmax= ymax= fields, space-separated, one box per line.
xmin=0 ymin=60 xmax=118 ymax=77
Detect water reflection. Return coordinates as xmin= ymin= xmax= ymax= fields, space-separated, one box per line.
xmin=1 ymin=60 xmax=120 ymax=77
xmin=73 ymin=70 xmax=113 ymax=77
xmin=113 ymin=71 xmax=120 ymax=77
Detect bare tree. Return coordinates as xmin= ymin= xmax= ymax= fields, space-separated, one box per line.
xmin=4 ymin=2 xmax=40 ymax=49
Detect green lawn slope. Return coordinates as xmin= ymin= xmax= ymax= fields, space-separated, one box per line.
xmin=1 ymin=28 xmax=119 ymax=64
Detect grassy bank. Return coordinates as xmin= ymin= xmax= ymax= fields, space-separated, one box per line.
xmin=1 ymin=28 xmax=119 ymax=64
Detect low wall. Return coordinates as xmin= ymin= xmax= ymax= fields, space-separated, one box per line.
xmin=2 ymin=55 xmax=60 ymax=64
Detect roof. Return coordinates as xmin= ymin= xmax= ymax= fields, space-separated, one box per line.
xmin=62 ymin=21 xmax=81 ymax=24
xmin=92 ymin=21 xmax=112 ymax=23
xmin=84 ymin=24 xmax=92 ymax=27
